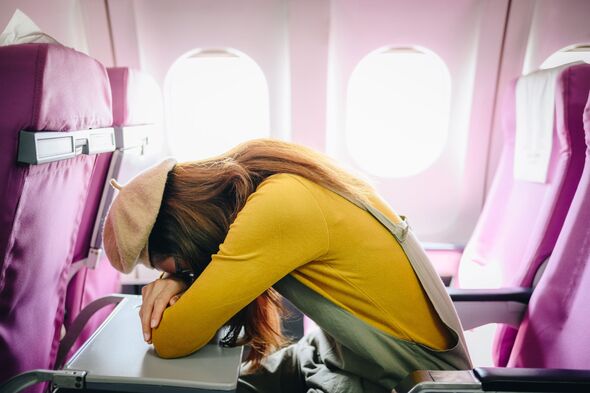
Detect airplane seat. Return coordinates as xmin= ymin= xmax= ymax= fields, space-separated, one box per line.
xmin=0 ymin=43 xmax=113 ymax=390
xmin=429 ymin=64 xmax=590 ymax=288
xmin=459 ymin=63 xmax=590 ymax=291
xmin=62 ymin=66 xmax=164 ymax=363
xmin=506 ymin=91 xmax=590 ymax=369
xmin=395 ymin=92 xmax=590 ymax=393
xmin=456 ymin=63 xmax=590 ymax=366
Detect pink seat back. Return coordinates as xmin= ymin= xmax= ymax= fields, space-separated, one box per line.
xmin=457 ymin=64 xmax=590 ymax=366
xmin=62 ymin=153 xmax=117 ymax=355
xmin=0 ymin=44 xmax=112 ymax=389
xmin=507 ymin=92 xmax=590 ymax=369
xmin=63 ymin=67 xmax=163 ymax=359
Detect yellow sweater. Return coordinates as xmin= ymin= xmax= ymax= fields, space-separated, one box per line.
xmin=152 ymin=173 xmax=452 ymax=358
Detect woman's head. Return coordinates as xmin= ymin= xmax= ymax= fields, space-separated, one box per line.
xmin=103 ymin=158 xmax=177 ymax=274
xmin=149 ymin=156 xmax=254 ymax=277
xmin=148 ymin=138 xmax=373 ymax=366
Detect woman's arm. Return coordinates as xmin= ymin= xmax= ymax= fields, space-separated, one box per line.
xmin=139 ymin=275 xmax=187 ymax=343
xmin=151 ymin=174 xmax=329 ymax=358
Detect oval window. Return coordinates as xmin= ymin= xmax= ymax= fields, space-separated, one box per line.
xmin=345 ymin=47 xmax=451 ymax=178
xmin=165 ymin=49 xmax=271 ymax=161
xmin=540 ymin=44 xmax=590 ymax=69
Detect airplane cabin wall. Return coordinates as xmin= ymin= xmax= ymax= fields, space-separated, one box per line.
xmin=103 ymin=0 xmax=292 ymax=144
xmin=112 ymin=0 xmax=512 ymax=244
xmin=288 ymin=0 xmax=330 ymax=152
xmin=3 ymin=0 xmax=590 ymax=245
xmin=0 ymin=0 xmax=90 ymax=58
xmin=523 ymin=0 xmax=590 ymax=74
xmin=326 ymin=0 xmax=509 ymax=243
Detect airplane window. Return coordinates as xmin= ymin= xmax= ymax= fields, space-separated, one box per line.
xmin=345 ymin=47 xmax=451 ymax=178
xmin=540 ymin=44 xmax=590 ymax=69
xmin=164 ymin=49 xmax=271 ymax=161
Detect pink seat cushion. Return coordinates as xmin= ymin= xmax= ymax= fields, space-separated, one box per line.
xmin=457 ymin=64 xmax=590 ymax=366
xmin=0 ymin=44 xmax=112 ymax=390
xmin=425 ymin=249 xmax=462 ymax=280
xmin=507 ymin=92 xmax=590 ymax=369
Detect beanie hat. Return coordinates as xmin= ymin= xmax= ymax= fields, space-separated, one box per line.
xmin=103 ymin=158 xmax=176 ymax=273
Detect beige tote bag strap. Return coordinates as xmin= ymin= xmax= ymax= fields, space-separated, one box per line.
xmin=334 ymin=191 xmax=470 ymax=357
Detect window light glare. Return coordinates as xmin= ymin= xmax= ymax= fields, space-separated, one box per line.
xmin=345 ymin=48 xmax=451 ymax=178
xmin=165 ymin=51 xmax=270 ymax=161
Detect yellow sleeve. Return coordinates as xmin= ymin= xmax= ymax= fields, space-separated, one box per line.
xmin=151 ymin=174 xmax=329 ymax=358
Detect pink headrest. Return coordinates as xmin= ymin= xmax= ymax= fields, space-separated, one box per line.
xmin=107 ymin=67 xmax=162 ymax=127
xmin=0 ymin=43 xmax=112 ymax=133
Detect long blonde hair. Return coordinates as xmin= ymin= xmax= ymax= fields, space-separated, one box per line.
xmin=149 ymin=139 xmax=373 ymax=367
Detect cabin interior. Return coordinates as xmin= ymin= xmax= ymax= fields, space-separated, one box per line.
xmin=1 ymin=1 xmax=590 ymax=392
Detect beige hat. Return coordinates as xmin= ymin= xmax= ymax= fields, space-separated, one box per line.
xmin=103 ymin=158 xmax=177 ymax=273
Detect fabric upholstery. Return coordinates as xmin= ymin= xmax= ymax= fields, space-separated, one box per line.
xmin=507 ymin=92 xmax=590 ymax=368
xmin=63 ymin=152 xmax=117 ymax=356
xmin=0 ymin=43 xmax=112 ymax=391
xmin=71 ymin=153 xmax=114 ymax=264
xmin=63 ymin=254 xmax=120 ymax=360
xmin=456 ymin=64 xmax=590 ymax=366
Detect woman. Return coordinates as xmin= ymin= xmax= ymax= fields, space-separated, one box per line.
xmin=103 ymin=139 xmax=471 ymax=393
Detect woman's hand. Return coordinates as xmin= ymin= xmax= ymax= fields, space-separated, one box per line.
xmin=139 ymin=276 xmax=188 ymax=343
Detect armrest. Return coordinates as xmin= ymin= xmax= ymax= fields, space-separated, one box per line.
xmin=0 ymin=370 xmax=87 ymax=393
xmin=474 ymin=367 xmax=590 ymax=392
xmin=423 ymin=244 xmax=464 ymax=285
xmin=449 ymin=287 xmax=533 ymax=330
xmin=448 ymin=287 xmax=532 ymax=303
xmin=394 ymin=368 xmax=590 ymax=393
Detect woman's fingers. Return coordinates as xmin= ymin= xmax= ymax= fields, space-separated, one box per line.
xmin=150 ymin=298 xmax=169 ymax=329
xmin=139 ymin=277 xmax=188 ymax=343
xmin=140 ymin=284 xmax=156 ymax=342
xmin=169 ymin=295 xmax=180 ymax=306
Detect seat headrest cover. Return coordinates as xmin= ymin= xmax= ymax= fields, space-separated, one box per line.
xmin=513 ymin=64 xmax=571 ymax=183
xmin=0 ymin=9 xmax=59 ymax=46
xmin=107 ymin=67 xmax=162 ymax=127
xmin=103 ymin=158 xmax=176 ymax=273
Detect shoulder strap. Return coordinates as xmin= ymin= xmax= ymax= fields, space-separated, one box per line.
xmin=332 ymin=191 xmax=472 ymax=366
